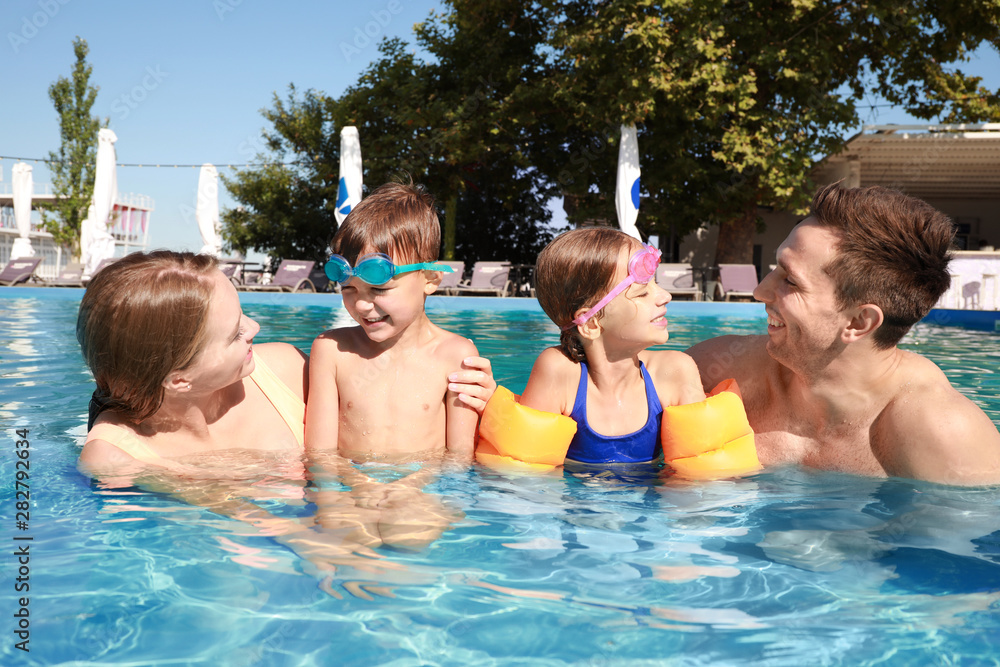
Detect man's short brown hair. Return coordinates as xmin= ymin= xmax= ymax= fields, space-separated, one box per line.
xmin=811 ymin=184 xmax=954 ymax=349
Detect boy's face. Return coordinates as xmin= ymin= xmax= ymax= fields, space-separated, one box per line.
xmin=340 ymin=266 xmax=440 ymax=344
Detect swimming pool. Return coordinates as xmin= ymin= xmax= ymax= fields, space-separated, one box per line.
xmin=2 ymin=287 xmax=999 ymax=666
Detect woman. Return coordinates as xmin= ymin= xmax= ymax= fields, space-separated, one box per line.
xmin=77 ymin=251 xmax=308 ymax=481
xmin=75 ymin=250 xmax=495 ymax=580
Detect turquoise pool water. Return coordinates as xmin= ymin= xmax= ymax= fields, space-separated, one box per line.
xmin=2 ymin=288 xmax=999 ymax=666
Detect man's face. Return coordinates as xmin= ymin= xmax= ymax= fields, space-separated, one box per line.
xmin=753 ymin=218 xmax=853 ymax=372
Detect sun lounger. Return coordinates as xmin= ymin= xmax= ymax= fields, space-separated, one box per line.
xmin=45 ymin=262 xmax=85 ymax=287
xmin=451 ymin=261 xmax=511 ymax=297
xmin=239 ymin=259 xmax=317 ymax=292
xmin=437 ymin=261 xmax=465 ymax=295
xmin=717 ymin=263 xmax=759 ymax=301
xmin=0 ymin=257 xmax=43 ymax=286
xmin=655 ymin=263 xmax=701 ymax=301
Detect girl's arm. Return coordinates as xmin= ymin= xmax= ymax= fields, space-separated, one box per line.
xmin=304 ymin=333 xmax=340 ymax=451
xmin=643 ymin=350 xmax=707 ymax=406
xmin=519 ymin=347 xmax=575 ymax=415
xmin=447 ymin=355 xmax=497 ymax=413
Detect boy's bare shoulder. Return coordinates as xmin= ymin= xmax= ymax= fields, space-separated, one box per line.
xmin=432 ymin=327 xmax=479 ymax=364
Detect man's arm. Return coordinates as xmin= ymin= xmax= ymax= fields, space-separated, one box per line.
xmin=304 ymin=333 xmax=340 ymax=451
xmin=878 ymin=388 xmax=1000 ymax=486
xmin=445 ymin=337 xmax=481 ymax=460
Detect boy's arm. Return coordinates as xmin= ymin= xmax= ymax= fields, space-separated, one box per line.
xmin=445 ymin=338 xmax=482 ymax=461
xmin=305 ymin=333 xmax=340 ymax=451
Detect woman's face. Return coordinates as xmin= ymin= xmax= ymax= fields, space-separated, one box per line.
xmin=174 ymin=270 xmax=260 ymax=394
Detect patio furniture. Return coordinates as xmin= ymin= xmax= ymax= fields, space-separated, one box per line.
xmin=437 ymin=261 xmax=465 ymax=295
xmin=239 ymin=260 xmax=317 ymax=292
xmin=0 ymin=257 xmax=42 ymax=286
xmin=46 ymin=262 xmax=85 ymax=287
xmin=717 ymin=264 xmax=760 ymax=301
xmin=655 ymin=263 xmax=701 ymax=301
xmin=451 ymin=261 xmax=511 ymax=297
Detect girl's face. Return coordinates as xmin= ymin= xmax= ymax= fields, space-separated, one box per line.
xmin=595 ymin=244 xmax=672 ymax=348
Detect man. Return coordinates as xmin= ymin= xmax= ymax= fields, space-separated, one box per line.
xmin=688 ymin=184 xmax=1000 ymax=485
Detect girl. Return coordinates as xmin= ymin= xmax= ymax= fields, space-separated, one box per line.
xmin=520 ymin=227 xmax=707 ymax=464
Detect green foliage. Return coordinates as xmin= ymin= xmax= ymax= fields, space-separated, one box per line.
xmin=44 ymin=37 xmax=106 ymax=257
xmin=531 ymin=0 xmax=1000 ymax=262
xmin=223 ymin=0 xmax=1000 ymax=266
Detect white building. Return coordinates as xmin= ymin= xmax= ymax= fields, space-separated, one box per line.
xmin=0 ymin=181 xmax=154 ymax=280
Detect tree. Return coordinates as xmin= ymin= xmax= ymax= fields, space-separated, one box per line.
xmin=221 ymin=86 xmax=340 ymax=263
xmin=44 ymin=36 xmax=107 ymax=257
xmin=224 ymin=3 xmax=561 ymax=266
xmin=528 ymin=0 xmax=1000 ymax=263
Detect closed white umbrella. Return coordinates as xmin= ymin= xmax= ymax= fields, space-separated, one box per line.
xmin=335 ymin=126 xmax=363 ymax=226
xmin=615 ymin=124 xmax=642 ymax=242
xmin=82 ymin=128 xmax=118 ymax=276
xmin=196 ymin=163 xmax=222 ymax=256
xmin=10 ymin=162 xmax=35 ymax=259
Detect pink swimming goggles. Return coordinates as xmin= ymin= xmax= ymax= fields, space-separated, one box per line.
xmin=564 ymin=243 xmax=662 ymax=330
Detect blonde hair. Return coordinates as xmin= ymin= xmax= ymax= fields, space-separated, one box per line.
xmin=77 ymin=251 xmax=219 ymax=427
xmin=534 ymin=227 xmax=638 ymax=362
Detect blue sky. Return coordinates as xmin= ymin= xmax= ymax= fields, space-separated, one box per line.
xmin=3 ymin=0 xmax=998 ymax=258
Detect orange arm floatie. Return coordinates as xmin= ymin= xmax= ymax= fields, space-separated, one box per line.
xmin=661 ymin=379 xmax=761 ymax=479
xmin=476 ymin=386 xmax=577 ymax=472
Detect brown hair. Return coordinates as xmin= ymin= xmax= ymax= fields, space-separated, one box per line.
xmin=331 ymin=181 xmax=441 ymax=264
xmin=535 ymin=227 xmax=638 ymax=362
xmin=77 ymin=251 xmax=220 ymax=427
xmin=810 ymin=183 xmax=954 ymax=348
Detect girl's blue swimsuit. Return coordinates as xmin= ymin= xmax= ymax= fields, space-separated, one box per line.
xmin=566 ymin=361 xmax=663 ymax=464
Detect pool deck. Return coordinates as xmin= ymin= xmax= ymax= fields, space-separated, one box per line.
xmin=3 ymin=286 xmax=998 ymax=330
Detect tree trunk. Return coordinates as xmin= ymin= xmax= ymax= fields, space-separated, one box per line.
xmin=714 ymin=201 xmax=758 ymax=265
xmin=443 ymin=193 xmax=458 ymax=260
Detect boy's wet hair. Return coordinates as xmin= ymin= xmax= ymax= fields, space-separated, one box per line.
xmin=331 ymin=181 xmax=441 ymax=265
xmin=535 ymin=227 xmax=639 ymax=363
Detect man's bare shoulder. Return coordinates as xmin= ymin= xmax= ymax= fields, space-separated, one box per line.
xmin=686 ymin=335 xmax=772 ymax=389
xmin=877 ymin=352 xmax=1000 ymax=485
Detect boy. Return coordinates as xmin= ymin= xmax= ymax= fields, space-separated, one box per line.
xmin=305 ymin=182 xmax=480 ymax=461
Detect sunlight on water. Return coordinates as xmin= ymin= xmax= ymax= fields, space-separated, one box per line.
xmin=0 ymin=292 xmax=998 ymax=666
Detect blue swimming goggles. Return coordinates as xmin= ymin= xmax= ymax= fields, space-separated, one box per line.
xmin=324 ymin=253 xmax=454 ymax=285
